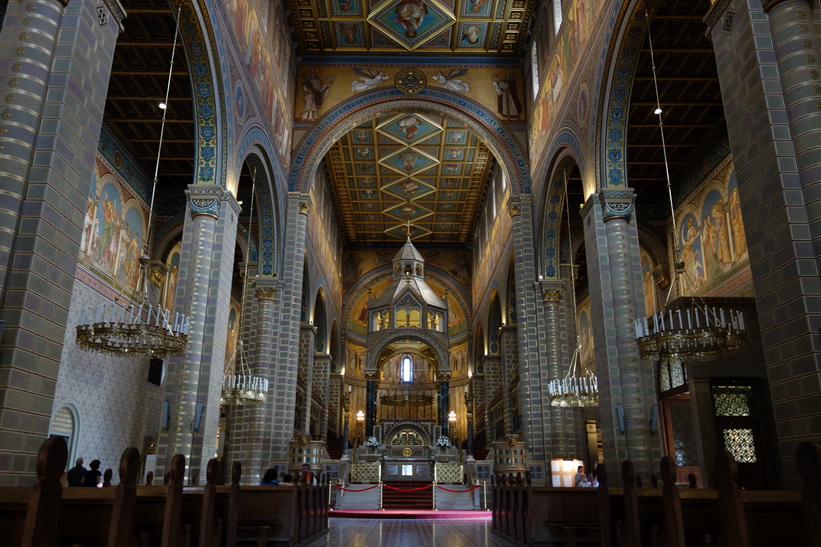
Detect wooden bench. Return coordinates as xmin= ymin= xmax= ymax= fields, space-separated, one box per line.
xmin=0 ymin=438 xmax=329 ymax=547
xmin=492 ymin=441 xmax=821 ymax=547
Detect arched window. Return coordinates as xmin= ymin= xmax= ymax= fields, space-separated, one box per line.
xmin=553 ymin=0 xmax=563 ymax=35
xmin=401 ymin=355 xmax=413 ymax=383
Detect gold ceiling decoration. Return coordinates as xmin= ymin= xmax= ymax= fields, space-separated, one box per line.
xmin=286 ymin=0 xmax=535 ymax=54
xmin=327 ymin=112 xmax=492 ymax=243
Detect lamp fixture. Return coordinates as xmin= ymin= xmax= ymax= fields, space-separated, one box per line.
xmin=548 ymin=169 xmax=598 ymax=408
xmin=75 ymin=6 xmax=188 ymax=358
xmin=221 ymin=169 xmax=268 ymax=406
xmin=633 ymin=10 xmax=746 ymax=364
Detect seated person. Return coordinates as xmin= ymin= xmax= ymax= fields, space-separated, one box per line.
xmin=278 ymin=473 xmax=294 ymax=486
xmin=260 ymin=468 xmax=280 ymax=486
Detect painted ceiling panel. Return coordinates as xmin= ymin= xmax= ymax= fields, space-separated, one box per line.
xmin=328 ymin=114 xmax=493 ymax=244
xmin=287 ymin=0 xmax=534 ymax=54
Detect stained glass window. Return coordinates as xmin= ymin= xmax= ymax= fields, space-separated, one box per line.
xmin=713 ymin=385 xmax=752 ymax=416
xmin=723 ymin=428 xmax=757 ymax=463
xmin=553 ymin=0 xmax=563 ymax=35
xmin=401 ymin=355 xmax=413 ymax=383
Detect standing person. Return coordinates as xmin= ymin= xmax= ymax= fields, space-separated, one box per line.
xmin=301 ymin=463 xmax=317 ymax=486
xmin=67 ymin=457 xmax=86 ymax=487
xmin=82 ymin=459 xmax=102 ymax=487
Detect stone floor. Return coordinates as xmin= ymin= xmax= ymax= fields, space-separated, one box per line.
xmin=303 ymin=517 xmax=519 ymax=546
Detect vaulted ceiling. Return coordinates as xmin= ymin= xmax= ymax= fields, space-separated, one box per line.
xmin=286 ymin=0 xmax=536 ymax=55
xmin=328 ymin=113 xmax=493 ymax=244
xmin=103 ymin=0 xmax=726 ymax=250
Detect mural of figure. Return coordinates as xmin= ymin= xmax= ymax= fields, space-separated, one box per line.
xmin=641 ymin=255 xmax=656 ymax=316
xmin=461 ymin=24 xmax=481 ymax=45
xmin=80 ymin=198 xmax=97 ymax=254
xmin=712 ymin=199 xmax=732 ymax=268
xmin=492 ymin=71 xmax=522 ymax=119
xmin=728 ymin=186 xmax=747 ymax=259
xmin=339 ymin=22 xmax=358 ymax=44
xmin=401 ymin=150 xmax=420 ymax=171
xmin=468 ymin=0 xmax=488 ymax=13
xmin=301 ymin=69 xmax=331 ymax=120
xmin=397 ymin=114 xmax=420 ymax=140
xmin=351 ymin=68 xmax=390 ymax=92
xmin=432 ymin=69 xmax=470 ymax=92
xmin=399 ymin=179 xmax=419 ymax=196
xmin=225 ymin=306 xmax=239 ymax=366
xmin=164 ymin=251 xmax=180 ymax=313
xmin=395 ymin=0 xmax=427 ymax=38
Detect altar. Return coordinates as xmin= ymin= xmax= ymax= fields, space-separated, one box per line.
xmin=351 ymin=420 xmax=463 ymax=483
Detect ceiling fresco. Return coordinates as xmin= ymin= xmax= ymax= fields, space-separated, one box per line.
xmin=327 ymin=113 xmax=493 ymax=243
xmin=287 ymin=0 xmax=535 ymax=54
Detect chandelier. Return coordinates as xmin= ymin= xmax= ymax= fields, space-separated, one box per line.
xmin=549 ymin=170 xmax=598 ymax=408
xmin=633 ymin=12 xmax=746 ymax=363
xmin=220 ymin=172 xmax=268 ymax=406
xmin=75 ymin=7 xmax=188 ymax=358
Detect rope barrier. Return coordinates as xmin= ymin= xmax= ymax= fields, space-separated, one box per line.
xmin=332 ymin=484 xmax=380 ymax=492
xmin=382 ymin=484 xmax=432 ymax=492
xmin=436 ymin=484 xmax=482 ymax=493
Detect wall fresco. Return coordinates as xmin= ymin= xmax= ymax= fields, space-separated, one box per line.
xmin=529 ymin=0 xmax=604 ymax=162
xmin=295 ymin=63 xmax=525 ymax=124
xmin=223 ymin=0 xmax=294 ymax=164
xmin=80 ymin=158 xmax=148 ymax=296
xmin=675 ymin=159 xmax=751 ymax=297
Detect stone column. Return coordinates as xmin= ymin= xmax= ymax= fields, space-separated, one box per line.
xmin=312 ymin=353 xmax=332 ymax=439
xmin=439 ymin=375 xmax=451 ymax=436
xmin=537 ymin=281 xmax=571 ymax=458
xmin=706 ymin=0 xmax=821 ymax=487
xmin=508 ymin=196 xmax=550 ymax=478
xmin=157 ymin=186 xmax=240 ymax=482
xmin=499 ymin=325 xmax=519 ymax=433
xmin=0 ymin=0 xmax=124 ymax=485
xmin=298 ymin=324 xmax=316 ymax=434
xmin=365 ymin=374 xmax=376 ymax=437
xmin=581 ymin=190 xmax=661 ymax=484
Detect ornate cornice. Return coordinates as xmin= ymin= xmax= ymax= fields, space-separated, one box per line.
xmin=704 ymin=0 xmax=735 ymax=36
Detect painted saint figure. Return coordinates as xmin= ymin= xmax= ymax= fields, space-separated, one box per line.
xmin=492 ymin=71 xmax=522 ymax=119
xmin=432 ymin=69 xmax=470 ymax=92
xmin=301 ymin=69 xmax=331 ymax=120
xmin=395 ymin=0 xmax=427 ymax=38
xmin=351 ymin=68 xmax=390 ymax=92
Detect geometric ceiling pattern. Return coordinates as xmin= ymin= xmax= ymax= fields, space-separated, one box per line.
xmin=287 ymin=0 xmax=535 ymax=54
xmin=326 ymin=113 xmax=493 ymax=243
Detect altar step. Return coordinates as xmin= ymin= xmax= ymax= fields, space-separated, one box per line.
xmin=382 ymin=481 xmax=433 ymax=510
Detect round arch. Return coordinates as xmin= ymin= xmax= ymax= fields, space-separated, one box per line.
xmin=366 ymin=331 xmax=450 ymax=375
xmin=598 ymin=0 xmax=658 ymax=191
xmin=539 ymin=146 xmax=583 ymax=281
xmin=288 ymin=87 xmax=531 ymax=196
xmin=235 ymin=130 xmax=285 ymax=277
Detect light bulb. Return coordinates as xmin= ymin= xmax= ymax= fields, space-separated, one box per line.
xmin=159 ymin=102 xmax=167 ymax=110
xmin=654 ymin=107 xmax=662 ymax=115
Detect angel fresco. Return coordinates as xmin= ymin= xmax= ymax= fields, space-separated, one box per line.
xmin=351 ymin=68 xmax=391 ymax=92
xmin=432 ymin=69 xmax=470 ymax=92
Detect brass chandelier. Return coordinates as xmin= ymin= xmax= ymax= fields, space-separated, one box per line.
xmin=76 ymin=7 xmax=188 ymax=358
xmin=548 ymin=170 xmax=598 ymax=408
xmin=633 ymin=11 xmax=746 ymax=363
xmin=220 ymin=172 xmax=268 ymax=406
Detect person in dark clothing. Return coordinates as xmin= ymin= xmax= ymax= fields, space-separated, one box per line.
xmin=82 ymin=459 xmax=102 ymax=487
xmin=260 ymin=467 xmax=280 ymax=486
xmin=66 ymin=457 xmax=86 ymax=487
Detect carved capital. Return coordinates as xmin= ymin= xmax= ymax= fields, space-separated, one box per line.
xmin=600 ymin=189 xmax=635 ymax=222
xmin=298 ymin=201 xmax=311 ymax=215
xmin=364 ymin=370 xmax=379 ymax=381
xmin=255 ymin=277 xmax=284 ymax=301
xmin=149 ymin=260 xmax=167 ymax=288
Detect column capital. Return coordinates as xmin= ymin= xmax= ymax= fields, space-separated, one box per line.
xmin=507 ymin=194 xmax=532 ymax=218
xmin=289 ymin=192 xmax=312 ymax=215
xmin=186 ymin=185 xmax=241 ymax=219
xmin=704 ymin=0 xmax=734 ymax=35
xmin=599 ymin=189 xmax=635 ymax=222
xmin=102 ymin=0 xmax=128 ymax=28
xmin=255 ymin=277 xmax=285 ymax=301
xmin=535 ymin=280 xmax=563 ymax=303
xmin=364 ymin=370 xmax=379 ymax=381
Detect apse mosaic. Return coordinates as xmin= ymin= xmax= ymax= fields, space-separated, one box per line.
xmin=325 ymin=113 xmax=493 ymax=243
xmin=286 ymin=0 xmax=534 ymax=53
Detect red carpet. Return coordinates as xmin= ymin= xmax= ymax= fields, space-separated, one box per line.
xmin=330 ymin=509 xmax=491 ymax=520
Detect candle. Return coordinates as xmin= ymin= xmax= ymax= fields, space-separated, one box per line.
xmin=687 ymin=309 xmax=692 ymax=329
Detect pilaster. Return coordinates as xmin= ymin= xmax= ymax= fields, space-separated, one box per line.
xmin=0 ymin=0 xmax=123 ymax=485
xmin=708 ymin=0 xmax=821 ymax=488
xmin=156 ymin=186 xmax=240 ymax=482
xmin=581 ymin=190 xmax=661 ymax=484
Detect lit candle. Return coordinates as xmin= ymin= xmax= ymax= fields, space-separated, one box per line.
xmin=720 ymin=308 xmax=726 ymax=327
xmin=687 ymin=309 xmax=692 ymax=329
xmin=738 ymin=311 xmax=744 ymax=331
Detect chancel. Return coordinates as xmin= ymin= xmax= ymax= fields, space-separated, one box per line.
xmin=1 ymin=0 xmax=820 ymax=545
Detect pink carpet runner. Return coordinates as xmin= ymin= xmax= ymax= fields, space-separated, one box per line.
xmin=330 ymin=509 xmax=491 ymax=520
